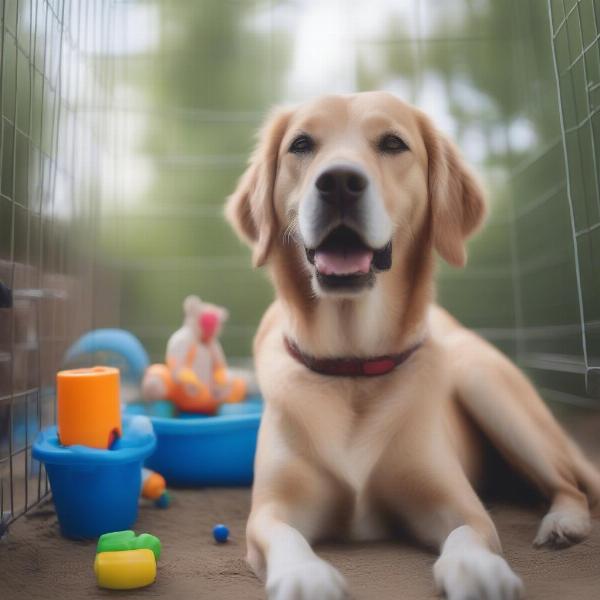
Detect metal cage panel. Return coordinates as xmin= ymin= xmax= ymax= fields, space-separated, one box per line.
xmin=0 ymin=0 xmax=118 ymax=532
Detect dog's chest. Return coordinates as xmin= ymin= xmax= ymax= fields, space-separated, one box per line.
xmin=328 ymin=414 xmax=396 ymax=540
xmin=315 ymin=393 xmax=398 ymax=493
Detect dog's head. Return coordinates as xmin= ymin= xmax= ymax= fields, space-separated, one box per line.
xmin=226 ymin=92 xmax=485 ymax=299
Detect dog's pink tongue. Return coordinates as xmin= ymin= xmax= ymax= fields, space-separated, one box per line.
xmin=315 ymin=249 xmax=373 ymax=275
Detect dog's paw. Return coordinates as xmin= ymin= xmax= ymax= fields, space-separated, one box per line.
xmin=434 ymin=528 xmax=522 ymax=600
xmin=534 ymin=508 xmax=591 ymax=548
xmin=266 ymin=558 xmax=348 ymax=600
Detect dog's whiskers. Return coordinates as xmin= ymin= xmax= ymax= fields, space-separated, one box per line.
xmin=390 ymin=215 xmax=416 ymax=244
xmin=283 ymin=217 xmax=300 ymax=246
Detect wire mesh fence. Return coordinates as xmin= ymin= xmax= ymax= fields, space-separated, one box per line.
xmin=0 ymin=0 xmax=599 ymax=530
xmin=547 ymin=0 xmax=600 ymax=398
xmin=104 ymin=0 xmax=600 ymax=408
xmin=0 ymin=0 xmax=118 ymax=532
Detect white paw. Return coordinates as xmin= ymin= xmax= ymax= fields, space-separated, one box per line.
xmin=534 ymin=509 xmax=591 ymax=548
xmin=434 ymin=528 xmax=522 ymax=600
xmin=266 ymin=558 xmax=348 ymax=600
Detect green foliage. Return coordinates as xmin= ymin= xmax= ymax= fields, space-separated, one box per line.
xmin=101 ymin=0 xmax=600 ymax=401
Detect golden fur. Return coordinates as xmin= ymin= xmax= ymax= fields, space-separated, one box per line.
xmin=225 ymin=92 xmax=600 ymax=600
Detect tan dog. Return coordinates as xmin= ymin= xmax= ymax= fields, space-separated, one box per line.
xmin=225 ymin=92 xmax=600 ymax=600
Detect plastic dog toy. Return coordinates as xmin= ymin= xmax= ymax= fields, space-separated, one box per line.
xmin=154 ymin=490 xmax=171 ymax=508
xmin=95 ymin=530 xmax=161 ymax=589
xmin=33 ymin=417 xmax=156 ymax=539
xmin=213 ymin=524 xmax=229 ymax=543
xmin=57 ymin=366 xmax=121 ymax=449
xmin=141 ymin=468 xmax=166 ymax=500
xmin=141 ymin=467 xmax=170 ymax=507
xmin=94 ymin=549 xmax=156 ymax=590
xmin=141 ymin=296 xmax=247 ymax=414
xmin=97 ymin=530 xmax=161 ymax=560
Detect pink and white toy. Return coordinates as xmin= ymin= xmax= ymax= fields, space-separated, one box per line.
xmin=141 ymin=296 xmax=247 ymax=414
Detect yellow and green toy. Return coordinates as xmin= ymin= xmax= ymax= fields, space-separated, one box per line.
xmin=94 ymin=530 xmax=161 ymax=590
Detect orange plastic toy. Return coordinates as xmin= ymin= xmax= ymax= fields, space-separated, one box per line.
xmin=141 ymin=468 xmax=166 ymax=500
xmin=141 ymin=296 xmax=247 ymax=414
xmin=57 ymin=366 xmax=122 ymax=449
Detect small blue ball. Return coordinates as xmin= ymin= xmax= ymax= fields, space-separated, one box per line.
xmin=213 ymin=524 xmax=229 ymax=543
xmin=155 ymin=491 xmax=171 ymax=509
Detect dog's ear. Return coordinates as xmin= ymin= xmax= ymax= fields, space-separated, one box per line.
xmin=225 ymin=107 xmax=292 ymax=267
xmin=417 ymin=112 xmax=486 ymax=267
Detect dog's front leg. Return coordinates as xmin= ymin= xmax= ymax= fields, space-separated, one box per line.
xmin=433 ymin=523 xmax=522 ymax=600
xmin=377 ymin=455 xmax=523 ymax=600
xmin=418 ymin=482 xmax=523 ymax=600
xmin=247 ymin=504 xmax=348 ymax=600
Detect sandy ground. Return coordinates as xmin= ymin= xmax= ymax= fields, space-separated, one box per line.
xmin=1 ymin=408 xmax=600 ymax=600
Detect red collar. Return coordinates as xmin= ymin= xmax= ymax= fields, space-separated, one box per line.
xmin=284 ymin=337 xmax=422 ymax=377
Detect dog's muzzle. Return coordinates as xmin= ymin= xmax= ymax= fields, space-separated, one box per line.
xmin=300 ymin=164 xmax=393 ymax=292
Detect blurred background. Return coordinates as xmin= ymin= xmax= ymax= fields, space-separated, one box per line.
xmin=0 ymin=0 xmax=599 ymax=524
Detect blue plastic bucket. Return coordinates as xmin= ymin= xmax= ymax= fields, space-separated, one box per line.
xmin=125 ymin=399 xmax=263 ymax=486
xmin=33 ymin=418 xmax=156 ymax=539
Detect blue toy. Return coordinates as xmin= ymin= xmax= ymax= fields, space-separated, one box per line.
xmin=154 ymin=491 xmax=171 ymax=509
xmin=32 ymin=416 xmax=156 ymax=539
xmin=126 ymin=399 xmax=176 ymax=419
xmin=64 ymin=328 xmax=265 ymax=487
xmin=126 ymin=397 xmax=263 ymax=486
xmin=213 ymin=524 xmax=229 ymax=543
xmin=63 ymin=329 xmax=150 ymax=383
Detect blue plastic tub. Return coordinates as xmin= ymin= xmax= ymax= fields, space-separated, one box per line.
xmin=125 ymin=399 xmax=263 ymax=486
xmin=32 ymin=417 xmax=156 ymax=539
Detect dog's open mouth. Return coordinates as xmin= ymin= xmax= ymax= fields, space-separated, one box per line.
xmin=305 ymin=226 xmax=392 ymax=291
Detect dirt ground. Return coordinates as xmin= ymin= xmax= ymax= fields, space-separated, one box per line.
xmin=1 ymin=408 xmax=600 ymax=600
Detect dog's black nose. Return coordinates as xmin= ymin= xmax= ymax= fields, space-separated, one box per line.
xmin=315 ymin=166 xmax=368 ymax=205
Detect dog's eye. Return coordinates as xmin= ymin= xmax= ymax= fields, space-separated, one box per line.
xmin=377 ymin=133 xmax=409 ymax=154
xmin=288 ymin=134 xmax=315 ymax=155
